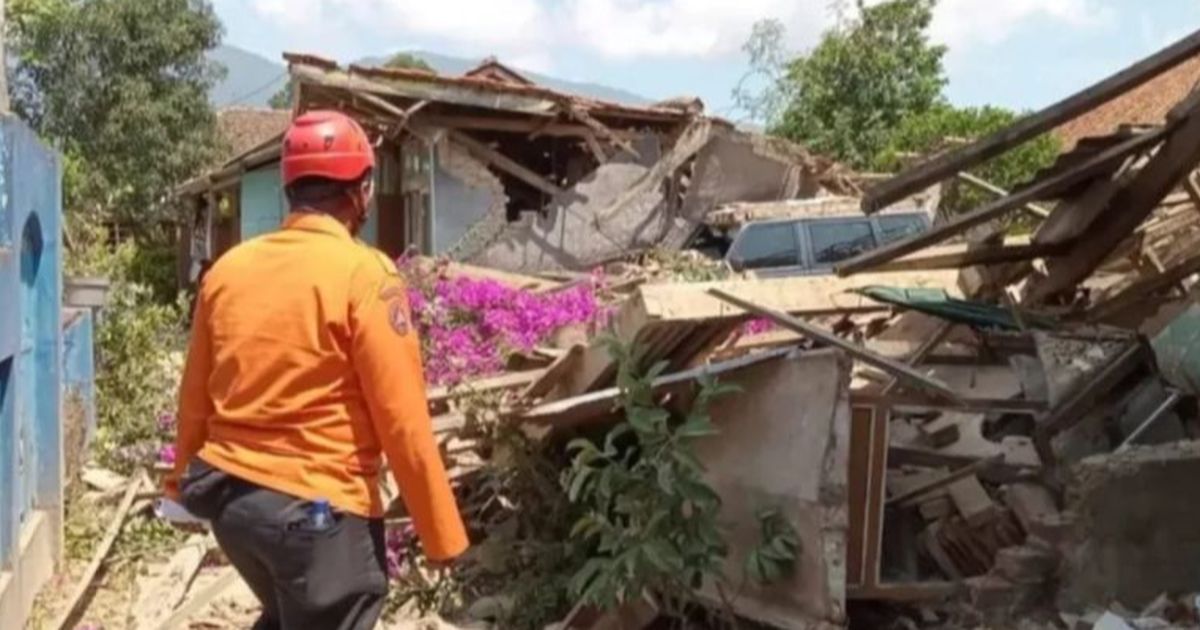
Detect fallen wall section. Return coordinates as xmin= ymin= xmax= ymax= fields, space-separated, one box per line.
xmin=1059 ymin=441 xmax=1200 ymax=612
xmin=695 ymin=348 xmax=851 ymax=630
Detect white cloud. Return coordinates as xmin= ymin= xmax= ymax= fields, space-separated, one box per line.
xmin=929 ymin=0 xmax=1112 ymax=48
xmin=562 ymin=0 xmax=828 ymax=60
xmin=244 ymin=0 xmax=1110 ymax=73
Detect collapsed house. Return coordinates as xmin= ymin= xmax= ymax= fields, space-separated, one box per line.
xmin=120 ymin=28 xmax=1200 ymax=630
xmin=175 ymin=56 xmax=854 ymax=285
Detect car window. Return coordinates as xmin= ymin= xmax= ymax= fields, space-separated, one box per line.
xmin=731 ymin=222 xmax=799 ymax=270
xmin=877 ymin=215 xmax=927 ymax=244
xmin=808 ymin=220 xmax=877 ymax=265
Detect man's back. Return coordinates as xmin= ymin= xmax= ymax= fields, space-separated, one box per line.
xmin=166 ymin=111 xmax=466 ymax=630
xmin=171 ymin=213 xmax=466 ymax=557
xmin=192 ymin=213 xmax=390 ymax=513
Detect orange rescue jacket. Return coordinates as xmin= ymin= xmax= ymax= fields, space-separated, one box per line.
xmin=164 ymin=212 xmax=469 ymax=561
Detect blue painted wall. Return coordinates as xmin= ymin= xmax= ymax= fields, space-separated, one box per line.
xmin=62 ymin=309 xmax=96 ymax=446
xmin=0 ymin=115 xmax=64 ymax=568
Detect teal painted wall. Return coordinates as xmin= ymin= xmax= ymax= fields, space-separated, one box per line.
xmin=239 ymin=162 xmax=380 ymax=247
xmin=240 ymin=164 xmax=285 ymax=240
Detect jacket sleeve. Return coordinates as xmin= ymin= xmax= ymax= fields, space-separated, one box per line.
xmin=349 ymin=257 xmax=469 ymax=561
xmin=164 ymin=286 xmax=216 ymax=501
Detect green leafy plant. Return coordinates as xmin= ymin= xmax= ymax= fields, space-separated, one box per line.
xmin=744 ymin=508 xmax=800 ymax=585
xmin=562 ymin=337 xmax=740 ymax=612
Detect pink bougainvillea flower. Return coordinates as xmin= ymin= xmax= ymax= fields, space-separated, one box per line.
xmin=158 ymin=444 xmax=177 ymax=466
xmin=397 ymin=259 xmax=610 ymax=386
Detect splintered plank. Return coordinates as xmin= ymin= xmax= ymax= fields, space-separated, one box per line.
xmin=51 ymin=472 xmax=148 ymax=630
xmin=708 ymin=288 xmax=964 ymax=404
xmin=837 ymin=128 xmax=1168 ymax=276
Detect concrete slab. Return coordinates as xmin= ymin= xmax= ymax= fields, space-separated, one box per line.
xmin=1059 ymin=442 xmax=1200 ymax=612
xmin=694 ymin=348 xmax=850 ymax=630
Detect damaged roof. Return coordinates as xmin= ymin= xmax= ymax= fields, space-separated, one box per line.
xmin=283 ymin=52 xmax=693 ymax=125
xmin=214 ymin=107 xmax=290 ymax=165
xmin=1054 ymin=53 xmax=1200 ymax=151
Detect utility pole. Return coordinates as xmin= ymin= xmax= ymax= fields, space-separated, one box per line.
xmin=0 ymin=0 xmax=9 ymax=113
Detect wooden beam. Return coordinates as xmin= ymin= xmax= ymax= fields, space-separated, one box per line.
xmin=853 ymin=392 xmax=1046 ymax=415
xmin=414 ymin=113 xmax=624 ymax=139
xmin=708 ymin=288 xmax=965 ymax=404
xmin=863 ymin=28 xmax=1200 ymax=212
xmin=1025 ymin=105 xmax=1200 ymax=303
xmin=566 ymin=103 xmax=641 ymax=160
xmin=152 ymin=567 xmax=240 ymax=630
xmin=582 ymin=131 xmax=610 ymax=164
xmin=426 ymin=369 xmax=545 ymax=407
xmin=52 ymin=473 xmax=147 ymax=630
xmin=521 ymin=345 xmax=585 ymax=401
xmin=1185 ymin=171 xmax=1200 ymax=213
xmin=836 ymin=129 xmax=1168 ymax=277
xmin=956 ymin=171 xmax=1050 ymax=218
xmin=1032 ymin=176 xmax=1126 ymax=246
xmin=620 ymin=270 xmax=962 ymax=325
xmin=447 ymin=130 xmax=570 ymax=198
xmin=1088 ymin=249 xmax=1200 ymax=321
xmin=880 ymin=318 xmax=953 ymax=396
xmin=292 ymin=63 xmax=558 ymax=117
xmin=1033 ymin=342 xmax=1148 ymax=464
xmin=873 ymin=241 xmax=1065 ymax=272
xmin=887 ymin=455 xmax=1004 ymax=506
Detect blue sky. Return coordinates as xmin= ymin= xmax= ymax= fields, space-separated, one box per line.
xmin=212 ymin=0 xmax=1200 ymax=121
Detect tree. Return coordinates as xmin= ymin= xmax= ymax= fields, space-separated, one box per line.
xmin=268 ymin=80 xmax=293 ymax=110
xmin=772 ymin=0 xmax=947 ymax=168
xmin=8 ymin=0 xmax=224 ymax=227
xmin=384 ymin=52 xmax=434 ymax=72
xmin=731 ymin=18 xmax=792 ymax=124
xmin=875 ymin=104 xmax=1060 ymax=219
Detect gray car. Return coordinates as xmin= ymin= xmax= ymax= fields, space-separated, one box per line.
xmin=724 ymin=212 xmax=930 ymax=277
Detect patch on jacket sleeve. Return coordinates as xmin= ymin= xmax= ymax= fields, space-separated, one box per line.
xmin=378 ymin=284 xmax=411 ymax=336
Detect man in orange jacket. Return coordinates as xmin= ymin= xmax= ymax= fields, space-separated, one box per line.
xmin=165 ymin=110 xmax=468 ymax=630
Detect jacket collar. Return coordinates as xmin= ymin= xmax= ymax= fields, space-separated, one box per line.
xmin=282 ymin=212 xmax=352 ymax=241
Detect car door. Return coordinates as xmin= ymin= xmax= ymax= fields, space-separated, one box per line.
xmin=725 ymin=220 xmax=804 ymax=278
xmin=874 ymin=213 xmax=929 ymax=244
xmin=802 ymin=217 xmax=879 ymax=273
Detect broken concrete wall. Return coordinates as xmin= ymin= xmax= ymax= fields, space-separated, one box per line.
xmin=466 ymin=121 xmax=710 ymax=272
xmin=1059 ymin=441 xmax=1200 ymax=612
xmin=434 ymin=136 xmax=509 ymax=257
xmin=464 ymin=122 xmax=832 ymax=273
xmin=662 ymin=128 xmax=826 ymax=251
xmin=694 ymin=348 xmax=850 ymax=630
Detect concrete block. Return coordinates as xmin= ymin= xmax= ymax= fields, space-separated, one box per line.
xmin=1059 ymin=442 xmax=1200 ymax=613
xmin=966 ymin=575 xmax=1017 ymax=611
xmin=948 ymin=476 xmax=998 ymax=527
xmin=993 ymin=545 xmax=1058 ymax=585
xmin=920 ymin=421 xmax=961 ymax=449
xmin=1026 ymin=512 xmax=1075 ymax=549
xmin=1005 ymin=482 xmax=1060 ymax=533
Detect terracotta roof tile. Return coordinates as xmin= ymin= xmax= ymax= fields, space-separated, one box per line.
xmin=215 ymin=107 xmax=291 ymax=164
xmin=1054 ymin=54 xmax=1200 ymax=150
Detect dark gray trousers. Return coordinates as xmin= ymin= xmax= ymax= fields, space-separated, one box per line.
xmin=180 ymin=458 xmax=388 ymax=630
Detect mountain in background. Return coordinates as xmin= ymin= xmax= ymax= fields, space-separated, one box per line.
xmin=208 ymin=45 xmax=650 ymax=109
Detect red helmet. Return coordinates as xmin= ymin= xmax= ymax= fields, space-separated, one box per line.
xmin=281 ymin=110 xmax=375 ymax=187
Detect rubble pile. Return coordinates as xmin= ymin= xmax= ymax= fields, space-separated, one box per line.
xmin=58 ymin=28 xmax=1200 ymax=630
